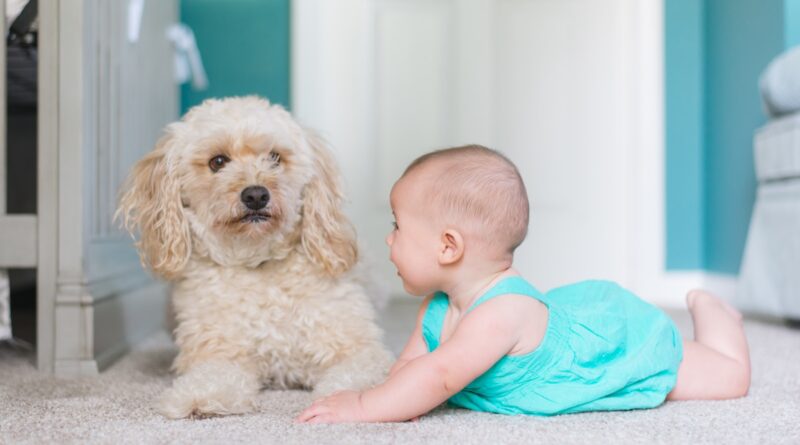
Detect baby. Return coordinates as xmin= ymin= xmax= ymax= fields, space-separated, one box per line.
xmin=296 ymin=144 xmax=751 ymax=423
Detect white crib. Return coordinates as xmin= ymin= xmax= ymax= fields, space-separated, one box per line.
xmin=0 ymin=0 xmax=178 ymax=375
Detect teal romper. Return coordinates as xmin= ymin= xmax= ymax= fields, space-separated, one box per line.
xmin=422 ymin=277 xmax=683 ymax=416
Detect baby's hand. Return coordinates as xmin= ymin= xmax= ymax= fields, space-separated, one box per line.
xmin=294 ymin=390 xmax=366 ymax=424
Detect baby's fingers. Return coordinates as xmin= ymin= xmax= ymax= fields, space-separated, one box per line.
xmin=294 ymin=404 xmax=328 ymax=423
xmin=307 ymin=413 xmax=337 ymax=424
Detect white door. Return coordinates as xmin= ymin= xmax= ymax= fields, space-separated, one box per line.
xmin=493 ymin=0 xmax=635 ymax=290
xmin=294 ymin=0 xmax=660 ymax=298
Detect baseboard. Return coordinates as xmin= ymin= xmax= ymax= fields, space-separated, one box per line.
xmin=700 ymin=272 xmax=739 ymax=301
xmin=644 ymin=271 xmax=703 ymax=308
xmin=54 ymin=359 xmax=99 ymax=377
xmin=641 ymin=271 xmax=738 ymax=309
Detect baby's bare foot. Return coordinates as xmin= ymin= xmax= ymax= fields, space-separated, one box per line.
xmin=686 ymin=289 xmax=743 ymax=322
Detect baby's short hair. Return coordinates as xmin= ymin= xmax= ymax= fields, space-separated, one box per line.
xmin=402 ymin=144 xmax=529 ymax=253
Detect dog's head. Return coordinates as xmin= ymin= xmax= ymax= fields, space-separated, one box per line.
xmin=116 ymin=96 xmax=357 ymax=280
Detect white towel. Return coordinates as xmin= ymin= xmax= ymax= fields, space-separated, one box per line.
xmin=167 ymin=23 xmax=209 ymax=91
xmin=5 ymin=0 xmax=27 ymax=32
xmin=760 ymin=45 xmax=800 ymax=118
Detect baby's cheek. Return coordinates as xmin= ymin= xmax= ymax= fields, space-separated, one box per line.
xmin=393 ymin=249 xmax=408 ymax=268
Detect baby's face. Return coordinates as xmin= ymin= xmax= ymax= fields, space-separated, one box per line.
xmin=386 ymin=176 xmax=442 ymax=296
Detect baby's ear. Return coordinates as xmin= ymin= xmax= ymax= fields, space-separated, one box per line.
xmin=299 ymin=129 xmax=358 ymax=276
xmin=115 ymin=131 xmax=192 ymax=280
xmin=439 ymin=229 xmax=465 ymax=265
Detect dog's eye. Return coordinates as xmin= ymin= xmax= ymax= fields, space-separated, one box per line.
xmin=209 ymin=155 xmax=230 ymax=173
xmin=268 ymin=151 xmax=281 ymax=165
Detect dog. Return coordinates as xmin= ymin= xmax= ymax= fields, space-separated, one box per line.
xmin=117 ymin=96 xmax=393 ymax=419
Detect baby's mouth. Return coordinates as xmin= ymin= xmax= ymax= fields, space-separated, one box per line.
xmin=239 ymin=211 xmax=271 ymax=223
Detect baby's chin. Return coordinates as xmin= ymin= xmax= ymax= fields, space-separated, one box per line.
xmin=400 ymin=281 xmax=431 ymax=297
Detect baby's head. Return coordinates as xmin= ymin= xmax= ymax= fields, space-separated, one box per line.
xmin=389 ymin=144 xmax=529 ymax=266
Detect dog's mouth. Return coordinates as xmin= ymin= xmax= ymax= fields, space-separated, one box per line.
xmin=238 ymin=211 xmax=271 ymax=224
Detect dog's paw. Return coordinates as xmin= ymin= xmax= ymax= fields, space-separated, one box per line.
xmin=157 ymin=361 xmax=259 ymax=419
xmin=310 ymin=381 xmax=339 ymax=400
xmin=157 ymin=387 xmax=255 ymax=419
xmin=311 ymin=345 xmax=394 ymax=399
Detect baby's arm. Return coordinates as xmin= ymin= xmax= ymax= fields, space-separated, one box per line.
xmin=388 ymin=295 xmax=433 ymax=377
xmin=297 ymin=298 xmax=523 ymax=423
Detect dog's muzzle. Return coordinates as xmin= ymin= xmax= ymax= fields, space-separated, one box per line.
xmin=241 ymin=185 xmax=270 ymax=210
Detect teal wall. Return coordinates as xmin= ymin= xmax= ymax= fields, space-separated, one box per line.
xmin=665 ymin=0 xmax=706 ymax=270
xmin=703 ymin=0 xmax=785 ymax=274
xmin=665 ymin=0 xmax=796 ymax=274
xmin=180 ymin=0 xmax=291 ymax=114
xmin=788 ymin=0 xmax=800 ymax=47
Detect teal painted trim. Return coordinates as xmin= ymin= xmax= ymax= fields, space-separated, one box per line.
xmin=664 ymin=0 xmax=705 ymax=270
xmin=180 ymin=0 xmax=291 ymax=114
xmin=787 ymin=0 xmax=800 ymax=47
xmin=703 ymin=0 xmax=785 ymax=274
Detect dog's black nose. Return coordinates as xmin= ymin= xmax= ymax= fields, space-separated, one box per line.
xmin=241 ymin=185 xmax=270 ymax=210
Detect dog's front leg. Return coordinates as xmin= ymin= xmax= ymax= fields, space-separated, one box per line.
xmin=312 ymin=341 xmax=394 ymax=398
xmin=158 ymin=360 xmax=260 ymax=419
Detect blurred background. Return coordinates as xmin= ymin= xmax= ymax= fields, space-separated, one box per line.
xmin=2 ymin=0 xmax=799 ymax=375
xmin=185 ymin=0 xmax=795 ymax=309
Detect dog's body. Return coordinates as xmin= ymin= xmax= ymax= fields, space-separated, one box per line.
xmin=117 ymin=97 xmax=392 ymax=418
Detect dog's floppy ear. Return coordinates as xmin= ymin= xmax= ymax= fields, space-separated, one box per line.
xmin=300 ymin=130 xmax=358 ymax=276
xmin=116 ymin=130 xmax=191 ymax=280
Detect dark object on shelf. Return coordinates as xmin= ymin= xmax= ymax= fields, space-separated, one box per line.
xmin=7 ymin=0 xmax=37 ymax=47
xmin=7 ymin=0 xmax=38 ymax=109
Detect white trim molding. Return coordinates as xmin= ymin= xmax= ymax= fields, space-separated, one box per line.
xmin=644 ymin=271 xmax=738 ymax=309
xmin=702 ymin=273 xmax=739 ymax=302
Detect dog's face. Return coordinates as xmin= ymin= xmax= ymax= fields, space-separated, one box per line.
xmin=117 ymin=96 xmax=357 ymax=279
xmin=179 ymin=99 xmax=307 ymax=242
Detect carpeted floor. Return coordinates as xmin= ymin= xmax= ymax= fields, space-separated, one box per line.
xmin=1 ymin=299 xmax=799 ymax=444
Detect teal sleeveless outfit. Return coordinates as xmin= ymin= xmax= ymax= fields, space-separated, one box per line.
xmin=422 ymin=277 xmax=683 ymax=416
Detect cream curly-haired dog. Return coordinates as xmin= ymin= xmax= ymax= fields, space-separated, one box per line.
xmin=117 ymin=96 xmax=393 ymax=419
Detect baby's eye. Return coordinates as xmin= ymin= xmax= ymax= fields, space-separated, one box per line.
xmin=391 ymin=221 xmax=398 ymax=231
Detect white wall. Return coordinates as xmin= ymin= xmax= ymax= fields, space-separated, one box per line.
xmin=293 ymin=0 xmax=710 ymax=307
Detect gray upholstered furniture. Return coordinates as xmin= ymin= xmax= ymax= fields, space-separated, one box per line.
xmin=737 ymin=46 xmax=800 ymax=319
xmin=738 ymin=112 xmax=800 ymax=319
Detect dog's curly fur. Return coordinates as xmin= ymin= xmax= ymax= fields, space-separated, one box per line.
xmin=117 ymin=96 xmax=393 ymax=419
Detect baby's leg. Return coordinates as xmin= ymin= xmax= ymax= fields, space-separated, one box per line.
xmin=667 ymin=290 xmax=751 ymax=400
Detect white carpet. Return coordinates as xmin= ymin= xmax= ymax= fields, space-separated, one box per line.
xmin=1 ymin=299 xmax=799 ymax=444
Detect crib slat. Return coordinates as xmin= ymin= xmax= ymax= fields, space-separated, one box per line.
xmin=0 ymin=215 xmax=37 ymax=267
